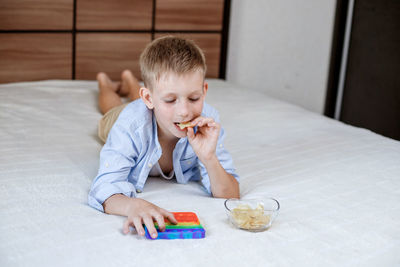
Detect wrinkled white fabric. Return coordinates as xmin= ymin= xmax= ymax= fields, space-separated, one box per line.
xmin=0 ymin=80 xmax=399 ymax=267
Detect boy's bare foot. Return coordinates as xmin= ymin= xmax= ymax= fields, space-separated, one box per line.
xmin=97 ymin=72 xmax=121 ymax=93
xmin=97 ymin=72 xmax=123 ymax=114
xmin=120 ymin=70 xmax=141 ymax=101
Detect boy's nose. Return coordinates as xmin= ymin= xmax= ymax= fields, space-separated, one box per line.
xmin=176 ymin=101 xmax=190 ymax=118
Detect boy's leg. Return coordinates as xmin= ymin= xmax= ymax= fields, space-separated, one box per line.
xmin=97 ymin=72 xmax=123 ymax=115
xmin=120 ymin=70 xmax=141 ymax=101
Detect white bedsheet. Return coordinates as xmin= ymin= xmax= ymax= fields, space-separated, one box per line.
xmin=1 ymin=80 xmax=399 ymax=267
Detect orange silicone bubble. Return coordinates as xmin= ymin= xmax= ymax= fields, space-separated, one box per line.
xmin=165 ymin=212 xmax=200 ymax=224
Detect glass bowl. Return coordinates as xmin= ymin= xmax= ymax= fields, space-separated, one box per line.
xmin=224 ymin=198 xmax=280 ymax=232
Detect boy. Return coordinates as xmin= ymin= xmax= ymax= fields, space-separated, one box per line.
xmin=88 ymin=36 xmax=239 ymax=239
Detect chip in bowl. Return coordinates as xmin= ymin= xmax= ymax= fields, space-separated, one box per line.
xmin=224 ymin=198 xmax=280 ymax=231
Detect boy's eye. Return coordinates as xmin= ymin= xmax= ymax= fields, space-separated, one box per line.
xmin=189 ymin=97 xmax=200 ymax=102
xmin=164 ymin=99 xmax=175 ymax=103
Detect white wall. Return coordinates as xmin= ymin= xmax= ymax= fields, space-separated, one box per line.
xmin=227 ymin=0 xmax=336 ymax=114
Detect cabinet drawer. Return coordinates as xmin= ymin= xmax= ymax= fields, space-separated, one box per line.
xmin=75 ymin=33 xmax=151 ymax=80
xmin=155 ymin=0 xmax=224 ymax=31
xmin=0 ymin=33 xmax=72 ymax=83
xmin=76 ymin=0 xmax=152 ymax=30
xmin=0 ymin=0 xmax=73 ymax=30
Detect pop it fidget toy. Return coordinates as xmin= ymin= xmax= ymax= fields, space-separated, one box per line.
xmin=144 ymin=212 xmax=205 ymax=240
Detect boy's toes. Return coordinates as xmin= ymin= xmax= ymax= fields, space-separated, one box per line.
xmin=96 ymin=72 xmax=107 ymax=82
xmin=121 ymin=69 xmax=133 ymax=80
xmin=97 ymin=72 xmax=121 ymax=92
xmin=122 ymin=69 xmax=140 ymax=85
xmin=120 ymin=69 xmax=140 ymax=99
xmin=97 ymin=72 xmax=112 ymax=86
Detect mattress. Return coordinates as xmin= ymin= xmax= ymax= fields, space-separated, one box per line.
xmin=1 ymin=79 xmax=399 ymax=267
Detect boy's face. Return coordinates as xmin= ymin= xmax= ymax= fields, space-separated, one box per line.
xmin=140 ymin=70 xmax=208 ymax=140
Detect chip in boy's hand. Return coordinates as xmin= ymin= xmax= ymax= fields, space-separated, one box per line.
xmin=177 ymin=122 xmax=193 ymax=130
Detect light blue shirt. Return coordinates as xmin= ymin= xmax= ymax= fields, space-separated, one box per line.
xmin=88 ymin=99 xmax=239 ymax=212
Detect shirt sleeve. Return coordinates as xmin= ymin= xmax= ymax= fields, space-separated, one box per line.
xmin=198 ymin=108 xmax=239 ymax=195
xmin=88 ymin=121 xmax=140 ymax=212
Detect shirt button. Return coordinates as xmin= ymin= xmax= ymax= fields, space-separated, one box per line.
xmin=148 ymin=163 xmax=152 ymax=168
xmin=187 ymin=161 xmax=191 ymax=165
xmin=219 ymin=144 xmax=223 ymax=148
xmin=136 ymin=189 xmax=142 ymax=193
xmin=105 ymin=163 xmax=109 ymax=167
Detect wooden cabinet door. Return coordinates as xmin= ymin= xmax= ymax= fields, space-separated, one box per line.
xmin=76 ymin=0 xmax=152 ymax=30
xmin=75 ymin=33 xmax=151 ymax=80
xmin=0 ymin=0 xmax=73 ymax=30
xmin=155 ymin=0 xmax=224 ymax=30
xmin=339 ymin=0 xmax=400 ymax=140
xmin=0 ymin=34 xmax=72 ymax=83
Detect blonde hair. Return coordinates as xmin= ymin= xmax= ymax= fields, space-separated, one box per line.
xmin=139 ymin=36 xmax=207 ymax=89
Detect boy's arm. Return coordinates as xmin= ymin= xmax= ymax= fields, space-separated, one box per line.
xmin=89 ymin=122 xmax=177 ymax=238
xmin=200 ymin=154 xmax=239 ymax=198
xmin=187 ymin=117 xmax=239 ymax=199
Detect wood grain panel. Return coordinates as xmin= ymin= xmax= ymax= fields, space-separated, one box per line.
xmin=0 ymin=0 xmax=73 ymax=30
xmin=76 ymin=0 xmax=152 ymax=30
xmin=76 ymin=33 xmax=151 ymax=80
xmin=0 ymin=34 xmax=72 ymax=83
xmin=155 ymin=33 xmax=221 ymax=78
xmin=155 ymin=0 xmax=224 ymax=31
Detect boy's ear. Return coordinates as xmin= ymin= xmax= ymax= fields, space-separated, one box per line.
xmin=139 ymin=87 xmax=154 ymax=109
xmin=203 ymin=81 xmax=208 ymax=95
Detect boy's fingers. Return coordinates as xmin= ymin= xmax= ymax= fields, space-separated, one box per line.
xmin=122 ymin=219 xmax=133 ymax=234
xmin=133 ymin=217 xmax=145 ymax=236
xmin=187 ymin=127 xmax=195 ymax=139
xmin=196 ymin=118 xmax=205 ymax=127
xmin=161 ymin=209 xmax=178 ymax=224
xmin=143 ymin=215 xmax=158 ymax=239
xmin=198 ymin=118 xmax=214 ymax=127
xmin=207 ymin=122 xmax=218 ymax=128
xmin=191 ymin=116 xmax=208 ymax=126
xmin=153 ymin=213 xmax=166 ymax=232
xmin=190 ymin=117 xmax=202 ymax=126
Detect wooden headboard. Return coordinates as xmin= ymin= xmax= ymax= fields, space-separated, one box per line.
xmin=0 ymin=0 xmax=230 ymax=83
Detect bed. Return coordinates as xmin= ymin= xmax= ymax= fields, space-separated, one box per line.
xmin=1 ymin=79 xmax=399 ymax=266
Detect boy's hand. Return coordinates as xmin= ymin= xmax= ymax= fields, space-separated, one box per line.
xmin=122 ymin=198 xmax=177 ymax=238
xmin=187 ymin=116 xmax=220 ymax=163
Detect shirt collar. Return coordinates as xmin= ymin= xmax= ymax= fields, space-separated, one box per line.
xmin=151 ymin=111 xmax=161 ymax=149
